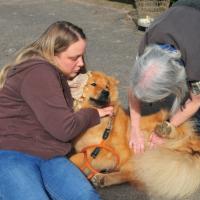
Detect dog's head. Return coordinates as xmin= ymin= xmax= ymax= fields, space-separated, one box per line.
xmin=74 ymin=71 xmax=119 ymax=109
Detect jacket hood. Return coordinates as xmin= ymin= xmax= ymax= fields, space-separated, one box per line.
xmin=7 ymin=59 xmax=53 ymax=78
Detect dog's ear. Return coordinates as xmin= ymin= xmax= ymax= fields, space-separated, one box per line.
xmin=87 ymin=71 xmax=92 ymax=77
xmin=107 ymin=75 xmax=119 ymax=102
xmin=107 ymin=75 xmax=119 ymax=86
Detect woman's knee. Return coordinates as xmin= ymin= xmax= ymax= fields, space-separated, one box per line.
xmin=0 ymin=150 xmax=40 ymax=175
xmin=40 ymin=156 xmax=83 ymax=180
xmin=0 ymin=151 xmax=50 ymax=200
xmin=40 ymin=157 xmax=101 ymax=200
xmin=0 ymin=151 xmax=40 ymax=187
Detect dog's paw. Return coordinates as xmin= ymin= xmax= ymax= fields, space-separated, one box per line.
xmin=91 ymin=173 xmax=105 ymax=188
xmin=154 ymin=121 xmax=173 ymax=138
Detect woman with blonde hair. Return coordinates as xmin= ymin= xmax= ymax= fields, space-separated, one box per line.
xmin=0 ymin=21 xmax=113 ymax=200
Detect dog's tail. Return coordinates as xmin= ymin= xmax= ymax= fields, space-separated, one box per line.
xmin=133 ymin=147 xmax=200 ymax=199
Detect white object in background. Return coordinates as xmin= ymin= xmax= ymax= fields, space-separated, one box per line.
xmin=137 ymin=16 xmax=154 ymax=28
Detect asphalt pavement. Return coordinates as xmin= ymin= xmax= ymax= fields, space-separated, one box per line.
xmin=0 ymin=0 xmax=199 ymax=199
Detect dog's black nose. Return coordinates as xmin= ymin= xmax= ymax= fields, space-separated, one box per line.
xmin=89 ymin=89 xmax=110 ymax=107
xmin=101 ymin=90 xmax=109 ymax=98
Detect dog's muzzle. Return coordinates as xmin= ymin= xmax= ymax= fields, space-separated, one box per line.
xmin=89 ymin=89 xmax=110 ymax=107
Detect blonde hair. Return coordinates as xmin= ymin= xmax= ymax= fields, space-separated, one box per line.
xmin=0 ymin=21 xmax=86 ymax=88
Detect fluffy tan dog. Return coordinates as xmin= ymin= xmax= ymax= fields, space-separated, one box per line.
xmin=69 ymin=71 xmax=200 ymax=199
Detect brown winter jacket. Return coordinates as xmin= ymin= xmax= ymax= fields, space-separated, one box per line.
xmin=0 ymin=59 xmax=100 ymax=159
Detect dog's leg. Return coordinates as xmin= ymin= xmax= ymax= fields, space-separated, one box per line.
xmin=91 ymin=170 xmax=134 ymax=188
xmin=70 ymin=153 xmax=95 ymax=177
xmin=91 ymin=160 xmax=138 ymax=188
xmin=70 ymin=153 xmax=85 ymax=168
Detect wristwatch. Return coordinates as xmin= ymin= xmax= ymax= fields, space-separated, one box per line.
xmin=189 ymin=81 xmax=200 ymax=95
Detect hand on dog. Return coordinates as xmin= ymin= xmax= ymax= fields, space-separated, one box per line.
xmin=149 ymin=133 xmax=164 ymax=149
xmin=97 ymin=106 xmax=114 ymax=118
xmin=129 ymin=129 xmax=145 ymax=154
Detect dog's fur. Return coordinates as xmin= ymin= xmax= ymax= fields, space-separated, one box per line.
xmin=70 ymin=71 xmax=200 ymax=199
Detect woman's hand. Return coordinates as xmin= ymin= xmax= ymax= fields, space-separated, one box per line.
xmin=129 ymin=128 xmax=164 ymax=153
xmin=129 ymin=127 xmax=145 ymax=154
xmin=97 ymin=106 xmax=114 ymax=118
xmin=149 ymin=132 xmax=164 ymax=149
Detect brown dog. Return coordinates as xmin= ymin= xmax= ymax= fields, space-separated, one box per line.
xmin=69 ymin=71 xmax=200 ymax=199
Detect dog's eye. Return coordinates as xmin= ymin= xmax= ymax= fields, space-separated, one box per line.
xmin=91 ymin=83 xmax=96 ymax=87
xmin=106 ymin=85 xmax=109 ymax=89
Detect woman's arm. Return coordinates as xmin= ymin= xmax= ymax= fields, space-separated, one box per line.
xmin=128 ymin=89 xmax=145 ymax=153
xmin=20 ymin=64 xmax=101 ymax=142
xmin=170 ymin=93 xmax=200 ymax=126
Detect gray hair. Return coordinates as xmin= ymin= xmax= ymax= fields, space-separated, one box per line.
xmin=130 ymin=44 xmax=188 ymax=114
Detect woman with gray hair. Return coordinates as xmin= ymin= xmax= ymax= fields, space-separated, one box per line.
xmin=129 ymin=0 xmax=200 ymax=153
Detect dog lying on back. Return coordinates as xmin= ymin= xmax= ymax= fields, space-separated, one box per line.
xmin=69 ymin=71 xmax=200 ymax=199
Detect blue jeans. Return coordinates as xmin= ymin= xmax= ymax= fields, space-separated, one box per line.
xmin=0 ymin=150 xmax=101 ymax=200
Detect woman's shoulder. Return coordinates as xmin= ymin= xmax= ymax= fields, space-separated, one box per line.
xmin=8 ymin=58 xmax=58 ymax=78
xmin=16 ymin=58 xmax=56 ymax=72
